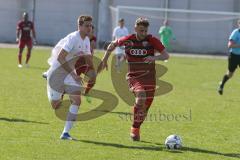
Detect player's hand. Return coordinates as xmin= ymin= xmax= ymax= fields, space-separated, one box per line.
xmin=33 ymin=38 xmax=37 ymax=45
xmin=97 ymin=60 xmax=108 ymax=73
xmin=144 ymin=56 xmax=156 ymax=63
xmin=71 ymin=73 xmax=83 ymax=84
xmin=16 ymin=38 xmax=19 ymax=43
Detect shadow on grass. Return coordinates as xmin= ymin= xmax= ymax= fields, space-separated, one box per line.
xmin=94 ymin=109 xmax=131 ymax=116
xmin=78 ymin=139 xmax=163 ymax=151
xmin=28 ymin=66 xmax=48 ymax=71
xmin=180 ymin=146 xmax=240 ymax=159
xmin=152 ymin=142 xmax=240 ymax=158
xmin=0 ymin=117 xmax=49 ymax=124
xmin=78 ymin=139 xmax=240 ymax=158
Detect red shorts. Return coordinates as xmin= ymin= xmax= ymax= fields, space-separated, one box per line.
xmin=127 ymin=76 xmax=156 ymax=96
xmin=19 ymin=39 xmax=32 ymax=49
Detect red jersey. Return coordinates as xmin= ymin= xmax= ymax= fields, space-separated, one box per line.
xmin=90 ymin=35 xmax=96 ymax=54
xmin=90 ymin=35 xmax=96 ymax=43
xmin=17 ymin=20 xmax=34 ymax=40
xmin=117 ymin=34 xmax=165 ymax=79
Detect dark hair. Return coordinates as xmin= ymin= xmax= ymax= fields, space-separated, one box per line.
xmin=135 ymin=17 xmax=149 ymax=27
xmin=78 ymin=15 xmax=93 ymax=26
xmin=118 ymin=18 xmax=124 ymax=22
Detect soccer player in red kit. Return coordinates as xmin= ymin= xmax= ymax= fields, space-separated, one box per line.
xmin=98 ymin=17 xmax=169 ymax=141
xmin=75 ymin=26 xmax=97 ymax=103
xmin=16 ymin=12 xmax=36 ymax=68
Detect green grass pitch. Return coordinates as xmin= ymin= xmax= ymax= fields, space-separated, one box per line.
xmin=0 ymin=48 xmax=239 ymax=160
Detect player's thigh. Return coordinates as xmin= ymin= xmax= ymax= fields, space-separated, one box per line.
xmin=47 ymin=71 xmax=65 ymax=102
xmin=19 ymin=40 xmax=26 ymax=49
xmin=128 ymin=80 xmax=146 ymax=102
xmin=47 ymin=83 xmax=63 ymax=102
xmin=64 ymin=74 xmax=84 ymax=93
xmin=228 ymin=53 xmax=238 ymax=73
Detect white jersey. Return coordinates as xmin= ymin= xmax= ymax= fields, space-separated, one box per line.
xmin=112 ymin=26 xmax=129 ymax=39
xmin=46 ymin=31 xmax=91 ymax=100
xmin=48 ymin=31 xmax=91 ymax=71
xmin=112 ymin=26 xmax=129 ymax=55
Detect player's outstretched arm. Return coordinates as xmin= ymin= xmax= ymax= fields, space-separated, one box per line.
xmin=57 ymin=49 xmax=82 ymax=83
xmin=156 ymin=49 xmax=169 ymax=61
xmin=144 ymin=49 xmax=169 ymax=63
xmin=16 ymin=28 xmax=20 ymax=42
xmin=97 ymin=41 xmax=117 ymax=73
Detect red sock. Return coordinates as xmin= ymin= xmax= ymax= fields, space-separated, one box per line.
xmin=132 ymin=104 xmax=147 ymax=128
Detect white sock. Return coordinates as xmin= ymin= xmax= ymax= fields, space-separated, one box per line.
xmin=63 ymin=104 xmax=79 ymax=133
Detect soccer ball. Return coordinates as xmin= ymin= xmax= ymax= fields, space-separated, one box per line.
xmin=165 ymin=134 xmax=182 ymax=149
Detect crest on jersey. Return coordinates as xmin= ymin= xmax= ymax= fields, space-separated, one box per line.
xmin=121 ymin=40 xmax=134 ymax=50
xmin=142 ymin=41 xmax=149 ymax=47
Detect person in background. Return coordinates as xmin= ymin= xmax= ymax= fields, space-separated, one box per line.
xmin=16 ymin=12 xmax=36 ymax=68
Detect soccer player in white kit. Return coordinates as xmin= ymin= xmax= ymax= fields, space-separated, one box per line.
xmin=46 ymin=15 xmax=93 ymax=140
xmin=112 ymin=18 xmax=129 ymax=72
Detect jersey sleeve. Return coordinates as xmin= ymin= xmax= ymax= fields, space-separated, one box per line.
xmin=229 ymin=29 xmax=239 ymax=42
xmin=116 ymin=35 xmax=129 ymax=46
xmin=17 ymin=21 xmax=21 ymax=30
xmin=62 ymin=35 xmax=75 ymax=53
xmin=150 ymin=36 xmax=165 ymax=53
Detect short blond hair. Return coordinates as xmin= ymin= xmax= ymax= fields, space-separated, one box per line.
xmin=78 ymin=15 xmax=92 ymax=26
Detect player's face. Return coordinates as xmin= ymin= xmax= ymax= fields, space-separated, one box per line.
xmin=79 ymin=21 xmax=93 ymax=36
xmin=23 ymin=14 xmax=28 ymax=21
xmin=135 ymin=25 xmax=148 ymax=40
xmin=119 ymin=21 xmax=124 ymax=28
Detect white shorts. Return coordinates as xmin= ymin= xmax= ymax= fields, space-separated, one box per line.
xmin=46 ymin=69 xmax=83 ymax=101
xmin=115 ymin=47 xmax=125 ymax=55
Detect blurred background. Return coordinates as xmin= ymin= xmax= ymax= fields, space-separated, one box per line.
xmin=0 ymin=0 xmax=240 ymax=54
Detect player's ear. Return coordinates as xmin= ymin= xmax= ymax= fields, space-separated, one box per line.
xmin=134 ymin=26 xmax=138 ymax=32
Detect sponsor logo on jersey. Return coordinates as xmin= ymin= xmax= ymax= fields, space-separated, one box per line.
xmin=129 ymin=49 xmax=148 ymax=56
xmin=23 ymin=27 xmax=30 ymax=31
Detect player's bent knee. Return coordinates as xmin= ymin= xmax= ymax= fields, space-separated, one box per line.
xmin=69 ymin=95 xmax=81 ymax=106
xmin=72 ymin=100 xmax=81 ymax=106
xmin=228 ymin=73 xmax=234 ymax=78
xmin=136 ymin=95 xmax=147 ymax=106
xmin=51 ymin=100 xmax=61 ymax=110
xmin=136 ymin=91 xmax=146 ymax=101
